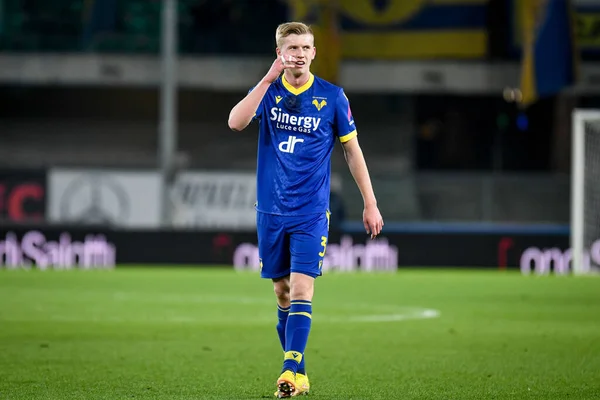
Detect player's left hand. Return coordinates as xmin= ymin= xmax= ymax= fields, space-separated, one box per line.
xmin=363 ymin=204 xmax=384 ymax=239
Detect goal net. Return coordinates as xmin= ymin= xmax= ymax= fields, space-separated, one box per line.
xmin=571 ymin=109 xmax=600 ymax=275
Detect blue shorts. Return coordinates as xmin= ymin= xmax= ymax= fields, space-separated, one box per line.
xmin=256 ymin=211 xmax=330 ymax=280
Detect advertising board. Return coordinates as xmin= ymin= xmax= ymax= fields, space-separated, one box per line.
xmin=3 ymin=225 xmax=594 ymax=275
xmin=0 ymin=169 xmax=46 ymax=223
xmin=48 ymin=169 xmax=162 ymax=228
xmin=170 ymin=171 xmax=257 ymax=229
xmin=0 ymin=228 xmax=115 ymax=269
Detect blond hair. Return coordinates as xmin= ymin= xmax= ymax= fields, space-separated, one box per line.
xmin=275 ymin=22 xmax=314 ymax=47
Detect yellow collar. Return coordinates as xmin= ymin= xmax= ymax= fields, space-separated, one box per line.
xmin=282 ymin=73 xmax=314 ymax=96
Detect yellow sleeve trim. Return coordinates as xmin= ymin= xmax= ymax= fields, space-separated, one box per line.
xmin=339 ymin=130 xmax=357 ymax=143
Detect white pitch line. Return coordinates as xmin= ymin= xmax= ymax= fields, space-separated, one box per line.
xmin=1 ymin=305 xmax=440 ymax=325
xmin=347 ymin=308 xmax=440 ymax=322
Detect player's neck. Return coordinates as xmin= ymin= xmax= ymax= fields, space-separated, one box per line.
xmin=283 ymin=71 xmax=311 ymax=89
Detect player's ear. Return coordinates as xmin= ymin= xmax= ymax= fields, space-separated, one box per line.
xmin=276 ymin=47 xmax=282 ymax=57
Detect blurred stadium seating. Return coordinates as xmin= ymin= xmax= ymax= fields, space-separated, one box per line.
xmin=0 ymin=0 xmax=285 ymax=54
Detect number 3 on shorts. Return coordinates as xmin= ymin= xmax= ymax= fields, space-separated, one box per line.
xmin=318 ymin=236 xmax=328 ymax=257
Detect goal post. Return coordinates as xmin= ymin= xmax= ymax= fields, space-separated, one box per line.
xmin=570 ymin=109 xmax=600 ymax=275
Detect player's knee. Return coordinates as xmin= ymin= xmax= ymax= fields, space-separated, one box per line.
xmin=290 ymin=276 xmax=314 ymax=301
xmin=273 ymin=279 xmax=290 ymax=304
xmin=274 ymin=286 xmax=290 ymax=304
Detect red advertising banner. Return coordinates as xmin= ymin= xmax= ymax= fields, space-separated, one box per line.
xmin=0 ymin=169 xmax=47 ymax=223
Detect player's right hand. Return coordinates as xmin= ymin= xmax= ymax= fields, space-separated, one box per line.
xmin=263 ymin=55 xmax=297 ymax=83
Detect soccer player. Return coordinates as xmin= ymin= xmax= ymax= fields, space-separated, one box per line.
xmin=228 ymin=22 xmax=383 ymax=398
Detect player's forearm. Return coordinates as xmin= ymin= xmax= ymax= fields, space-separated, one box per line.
xmin=344 ymin=145 xmax=377 ymax=207
xmin=228 ymin=79 xmax=271 ymax=131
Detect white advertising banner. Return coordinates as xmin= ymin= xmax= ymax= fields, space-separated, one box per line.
xmin=48 ymin=169 xmax=162 ymax=228
xmin=170 ymin=172 xmax=257 ymax=229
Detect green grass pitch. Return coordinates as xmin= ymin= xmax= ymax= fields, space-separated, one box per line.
xmin=1 ymin=267 xmax=599 ymax=399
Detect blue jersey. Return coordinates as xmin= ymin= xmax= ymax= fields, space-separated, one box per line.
xmin=251 ymin=73 xmax=357 ymax=216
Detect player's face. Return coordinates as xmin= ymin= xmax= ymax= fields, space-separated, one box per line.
xmin=277 ymin=34 xmax=316 ymax=76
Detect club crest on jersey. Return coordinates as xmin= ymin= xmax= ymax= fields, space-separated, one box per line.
xmin=275 ymin=96 xmax=282 ymax=104
xmin=312 ymin=98 xmax=327 ymax=111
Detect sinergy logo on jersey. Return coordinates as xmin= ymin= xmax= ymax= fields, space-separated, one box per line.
xmin=270 ymin=107 xmax=321 ymax=134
